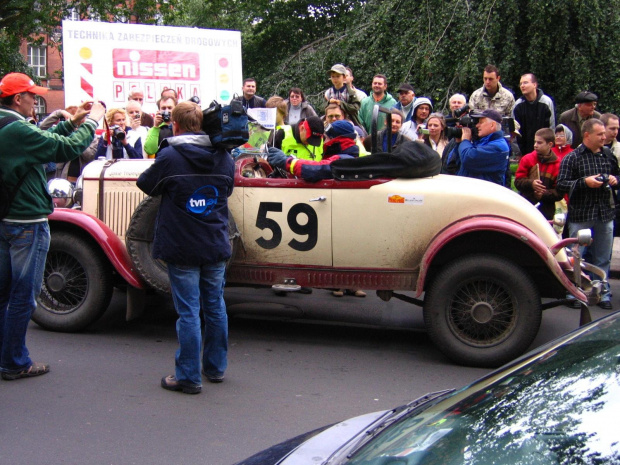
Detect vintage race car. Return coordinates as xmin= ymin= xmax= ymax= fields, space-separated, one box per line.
xmin=36 ymin=154 xmax=604 ymax=367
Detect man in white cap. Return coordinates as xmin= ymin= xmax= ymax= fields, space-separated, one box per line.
xmin=0 ymin=73 xmax=106 ymax=380
xmin=448 ymin=108 xmax=510 ymax=186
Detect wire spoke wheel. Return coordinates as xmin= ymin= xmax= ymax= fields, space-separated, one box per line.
xmin=424 ymin=254 xmax=541 ymax=367
xmin=33 ymin=232 xmax=112 ymax=332
xmin=447 ymin=279 xmax=517 ymax=347
xmin=39 ymin=249 xmax=89 ymax=312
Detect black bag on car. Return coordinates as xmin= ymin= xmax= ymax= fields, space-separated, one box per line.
xmin=330 ymin=140 xmax=442 ymax=180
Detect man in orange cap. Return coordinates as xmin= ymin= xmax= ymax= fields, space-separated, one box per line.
xmin=0 ymin=73 xmax=106 ymax=381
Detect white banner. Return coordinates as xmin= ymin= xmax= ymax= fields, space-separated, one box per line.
xmin=62 ymin=21 xmax=243 ymax=111
xmin=247 ymin=107 xmax=277 ymax=130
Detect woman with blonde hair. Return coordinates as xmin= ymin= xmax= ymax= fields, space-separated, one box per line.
xmin=94 ymin=108 xmax=143 ymax=160
xmin=418 ymin=112 xmax=448 ymax=156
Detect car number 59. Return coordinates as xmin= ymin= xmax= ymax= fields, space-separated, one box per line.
xmin=255 ymin=202 xmax=318 ymax=252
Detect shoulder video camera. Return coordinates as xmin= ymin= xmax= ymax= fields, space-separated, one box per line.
xmin=445 ymin=104 xmax=477 ymax=139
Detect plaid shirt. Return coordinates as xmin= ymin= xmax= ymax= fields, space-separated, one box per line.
xmin=557 ymin=144 xmax=619 ymax=222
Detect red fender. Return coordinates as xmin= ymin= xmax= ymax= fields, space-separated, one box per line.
xmin=48 ymin=208 xmax=145 ymax=289
xmin=416 ymin=216 xmax=587 ymax=301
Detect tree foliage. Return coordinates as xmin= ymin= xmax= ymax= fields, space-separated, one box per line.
xmin=201 ymin=0 xmax=620 ymax=116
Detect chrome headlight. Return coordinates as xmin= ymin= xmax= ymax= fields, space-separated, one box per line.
xmin=47 ymin=178 xmax=74 ymax=208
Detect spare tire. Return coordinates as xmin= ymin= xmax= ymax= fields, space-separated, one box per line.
xmin=126 ymin=196 xmax=239 ymax=294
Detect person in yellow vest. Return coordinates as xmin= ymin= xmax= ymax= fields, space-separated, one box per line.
xmin=273 ymin=116 xmax=324 ymax=161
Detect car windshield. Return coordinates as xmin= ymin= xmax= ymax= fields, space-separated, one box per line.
xmin=346 ymin=316 xmax=620 ymax=465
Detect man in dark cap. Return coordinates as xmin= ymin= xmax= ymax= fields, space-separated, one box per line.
xmin=559 ymin=91 xmax=601 ymax=147
xmin=268 ymin=119 xmax=359 ymax=182
xmin=273 ymin=116 xmax=325 ymax=161
xmin=393 ymin=83 xmax=416 ymax=122
xmin=447 ymin=109 xmax=510 ymax=186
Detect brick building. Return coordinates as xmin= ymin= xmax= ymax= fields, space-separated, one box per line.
xmin=20 ymin=32 xmax=66 ymax=119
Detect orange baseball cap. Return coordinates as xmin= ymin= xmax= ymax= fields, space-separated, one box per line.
xmin=0 ymin=73 xmax=48 ymax=97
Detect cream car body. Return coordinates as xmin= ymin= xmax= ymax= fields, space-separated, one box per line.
xmin=37 ymin=156 xmax=600 ymax=367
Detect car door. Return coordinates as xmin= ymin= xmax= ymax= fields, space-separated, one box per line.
xmin=241 ymin=182 xmax=332 ymax=267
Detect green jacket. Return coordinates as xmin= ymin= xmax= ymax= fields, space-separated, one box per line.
xmin=0 ymin=108 xmax=98 ymax=220
xmin=144 ymin=123 xmax=173 ymax=157
xmin=359 ymin=93 xmax=397 ymax=134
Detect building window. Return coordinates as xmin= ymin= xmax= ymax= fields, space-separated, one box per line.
xmin=28 ymin=45 xmax=47 ymax=78
xmin=34 ymin=96 xmax=47 ymax=120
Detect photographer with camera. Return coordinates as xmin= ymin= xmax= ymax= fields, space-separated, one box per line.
xmin=444 ymin=108 xmax=510 ymax=186
xmin=557 ymin=119 xmax=619 ymax=310
xmin=1 ymin=72 xmax=106 ymax=381
xmin=95 ymin=108 xmax=143 ymax=160
xmin=144 ymin=96 xmax=177 ymax=158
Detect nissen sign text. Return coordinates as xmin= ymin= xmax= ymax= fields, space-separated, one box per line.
xmin=113 ymin=49 xmax=200 ymax=80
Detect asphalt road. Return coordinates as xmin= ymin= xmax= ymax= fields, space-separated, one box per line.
xmin=1 ymin=284 xmax=617 ymax=465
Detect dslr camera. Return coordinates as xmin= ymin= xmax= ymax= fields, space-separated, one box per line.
xmin=596 ymin=173 xmax=611 ymax=188
xmin=109 ymin=125 xmax=126 ymax=141
xmin=161 ymin=110 xmax=171 ymax=123
xmin=445 ymin=104 xmax=477 ymax=139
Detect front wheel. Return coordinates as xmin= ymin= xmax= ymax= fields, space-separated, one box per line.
xmin=33 ymin=231 xmax=113 ymax=332
xmin=423 ymin=254 xmax=541 ymax=368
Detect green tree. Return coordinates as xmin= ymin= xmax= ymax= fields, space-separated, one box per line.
xmin=228 ymin=0 xmax=620 ymax=115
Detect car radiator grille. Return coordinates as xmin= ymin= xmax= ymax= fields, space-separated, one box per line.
xmin=99 ymin=191 xmax=147 ymax=241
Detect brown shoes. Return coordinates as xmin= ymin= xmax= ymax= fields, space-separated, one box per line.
xmin=1 ymin=362 xmax=50 ymax=380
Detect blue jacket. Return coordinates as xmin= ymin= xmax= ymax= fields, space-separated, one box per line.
xmin=453 ymin=131 xmax=510 ymax=186
xmin=136 ymin=133 xmax=235 ymax=266
xmin=95 ymin=127 xmax=143 ymax=160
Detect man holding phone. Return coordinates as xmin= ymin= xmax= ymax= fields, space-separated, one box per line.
xmin=125 ymin=100 xmax=148 ymax=158
xmin=144 ymin=96 xmax=177 ymax=158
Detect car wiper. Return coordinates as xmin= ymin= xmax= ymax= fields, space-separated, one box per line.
xmin=362 ymin=389 xmax=455 ymax=438
xmin=325 ymin=389 xmax=455 ymax=465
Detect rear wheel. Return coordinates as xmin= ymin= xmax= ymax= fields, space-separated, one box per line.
xmin=33 ymin=232 xmax=113 ymax=332
xmin=423 ymin=254 xmax=541 ymax=368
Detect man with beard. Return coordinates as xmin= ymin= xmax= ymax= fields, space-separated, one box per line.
xmin=359 ymin=74 xmax=397 ymax=134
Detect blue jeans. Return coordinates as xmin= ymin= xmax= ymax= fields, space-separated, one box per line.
xmin=0 ymin=221 xmax=50 ymax=373
xmin=167 ymin=261 xmax=228 ymax=386
xmin=569 ymin=220 xmax=613 ymax=301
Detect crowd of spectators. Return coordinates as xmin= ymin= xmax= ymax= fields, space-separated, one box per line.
xmin=19 ymin=62 xmax=620 ymax=308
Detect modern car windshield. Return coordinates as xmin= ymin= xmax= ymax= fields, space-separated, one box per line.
xmin=346 ymin=316 xmax=620 ymax=465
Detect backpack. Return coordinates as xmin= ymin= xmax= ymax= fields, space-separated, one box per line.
xmin=0 ymin=115 xmax=26 ymax=220
xmin=202 ymin=98 xmax=249 ymax=149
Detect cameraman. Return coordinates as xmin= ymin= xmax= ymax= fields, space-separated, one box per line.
xmin=557 ymin=119 xmax=619 ymax=310
xmin=144 ymin=96 xmax=177 ymax=158
xmin=446 ymin=109 xmax=509 ymax=186
xmin=95 ymin=108 xmax=143 ymax=160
